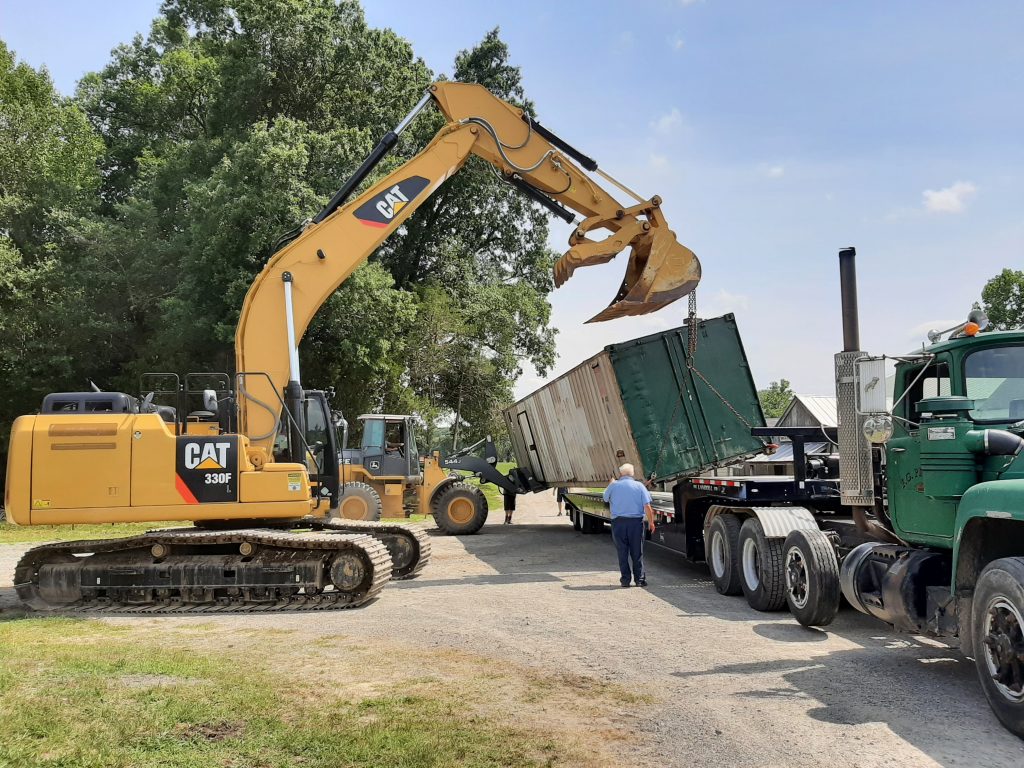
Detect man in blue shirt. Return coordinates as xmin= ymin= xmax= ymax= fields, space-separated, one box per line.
xmin=602 ymin=463 xmax=655 ymax=587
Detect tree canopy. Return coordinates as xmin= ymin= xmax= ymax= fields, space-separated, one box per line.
xmin=0 ymin=2 xmax=559 ymax=477
xmin=758 ymin=379 xmax=793 ymax=420
xmin=982 ymin=269 xmax=1024 ymax=331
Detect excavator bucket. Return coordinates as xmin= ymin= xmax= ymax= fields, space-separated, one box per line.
xmin=586 ymin=227 xmax=701 ymax=323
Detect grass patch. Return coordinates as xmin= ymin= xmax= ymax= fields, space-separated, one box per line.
xmin=0 ymin=618 xmax=592 ymax=768
xmin=382 ymin=514 xmax=430 ymax=523
xmin=0 ymin=521 xmax=190 ymax=545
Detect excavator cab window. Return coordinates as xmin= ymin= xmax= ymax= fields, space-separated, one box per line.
xmin=303 ymin=391 xmax=340 ymax=508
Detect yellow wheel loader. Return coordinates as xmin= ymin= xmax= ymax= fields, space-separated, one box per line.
xmin=337 ymin=415 xmax=527 ymax=535
xmin=5 ymin=81 xmax=701 ymax=613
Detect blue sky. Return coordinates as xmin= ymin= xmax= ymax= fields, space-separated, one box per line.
xmin=4 ymin=1 xmax=1022 ymax=399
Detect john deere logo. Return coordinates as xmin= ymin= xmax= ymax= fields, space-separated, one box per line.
xmin=354 ymin=176 xmax=429 ymax=228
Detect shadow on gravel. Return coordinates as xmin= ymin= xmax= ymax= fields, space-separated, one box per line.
xmin=752 ymin=623 xmax=829 ymax=642
xmin=669 ymin=644 xmax=1022 ymax=766
xmin=394 ymin=572 xmax=562 ymax=589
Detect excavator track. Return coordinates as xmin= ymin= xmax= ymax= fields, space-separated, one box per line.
xmin=13 ymin=528 xmax=391 ymax=614
xmin=317 ymin=519 xmax=431 ymax=580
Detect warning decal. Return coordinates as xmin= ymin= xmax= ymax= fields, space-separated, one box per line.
xmin=175 ymin=436 xmax=239 ymax=504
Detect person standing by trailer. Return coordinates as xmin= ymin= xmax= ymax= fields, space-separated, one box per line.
xmin=603 ymin=464 xmax=656 ymax=587
xmin=554 ymin=486 xmax=567 ymax=516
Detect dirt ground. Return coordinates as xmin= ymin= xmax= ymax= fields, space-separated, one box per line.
xmin=3 ymin=492 xmax=1024 ymax=767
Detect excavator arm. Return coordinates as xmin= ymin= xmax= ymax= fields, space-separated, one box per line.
xmin=235 ymin=82 xmax=701 ymax=457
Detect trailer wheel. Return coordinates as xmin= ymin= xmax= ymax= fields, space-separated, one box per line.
xmin=971 ymin=557 xmax=1024 ymax=738
xmin=571 ymin=509 xmax=583 ymax=532
xmin=706 ymin=514 xmax=742 ymax=596
xmin=432 ymin=482 xmax=488 ymax=535
xmin=333 ymin=482 xmax=382 ymax=521
xmin=581 ymin=514 xmax=605 ymax=534
xmin=737 ymin=517 xmax=786 ymax=611
xmin=782 ymin=529 xmax=840 ymax=627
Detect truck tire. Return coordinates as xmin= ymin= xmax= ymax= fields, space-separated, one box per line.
xmin=432 ymin=483 xmax=488 ymax=535
xmin=706 ymin=514 xmax=742 ymax=596
xmin=783 ymin=528 xmax=840 ymax=627
xmin=571 ymin=509 xmax=583 ymax=532
xmin=581 ymin=514 xmax=605 ymax=534
xmin=333 ymin=482 xmax=382 ymax=521
xmin=971 ymin=557 xmax=1024 ymax=738
xmin=738 ymin=517 xmax=786 ymax=611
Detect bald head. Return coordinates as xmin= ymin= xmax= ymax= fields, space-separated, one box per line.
xmin=618 ymin=463 xmax=635 ymax=477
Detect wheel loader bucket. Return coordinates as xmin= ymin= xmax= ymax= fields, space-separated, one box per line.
xmin=586 ymin=228 xmax=701 ymax=323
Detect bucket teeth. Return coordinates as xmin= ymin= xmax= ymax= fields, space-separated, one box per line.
xmin=584 ymin=232 xmax=701 ymax=323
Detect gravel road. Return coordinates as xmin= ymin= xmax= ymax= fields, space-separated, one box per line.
xmin=3 ymin=493 xmax=1023 ymax=767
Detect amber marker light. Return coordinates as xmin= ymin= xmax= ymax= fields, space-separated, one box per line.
xmin=964 ymin=322 xmax=980 ymax=336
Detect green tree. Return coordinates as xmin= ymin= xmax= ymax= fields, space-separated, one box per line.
xmin=0 ymin=42 xmax=105 ymax=484
xmin=74 ymin=7 xmax=555 ymax=447
xmin=758 ymin=379 xmax=793 ymax=420
xmin=982 ymin=269 xmax=1024 ymax=330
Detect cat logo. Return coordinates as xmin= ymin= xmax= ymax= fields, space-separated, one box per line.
xmin=354 ymin=176 xmax=430 ymax=228
xmin=183 ymin=441 xmax=231 ymax=470
xmin=175 ymin=436 xmax=239 ymax=504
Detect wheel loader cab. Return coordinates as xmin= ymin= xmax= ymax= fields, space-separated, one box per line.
xmin=354 ymin=415 xmax=420 ymax=481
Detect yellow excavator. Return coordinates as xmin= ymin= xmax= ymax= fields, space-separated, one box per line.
xmin=4 ymin=81 xmax=701 ymax=612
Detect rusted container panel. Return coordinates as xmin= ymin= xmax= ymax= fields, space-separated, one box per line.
xmin=504 ymin=314 xmax=765 ymax=487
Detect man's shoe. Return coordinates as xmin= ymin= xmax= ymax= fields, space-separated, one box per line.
xmin=637 ymin=579 xmax=648 ymax=587
xmin=620 ymin=581 xmax=631 ymax=588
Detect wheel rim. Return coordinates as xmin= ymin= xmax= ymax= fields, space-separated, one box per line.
xmin=447 ymin=497 xmax=476 ymax=525
xmin=742 ymin=537 xmax=760 ymax=590
xmin=710 ymin=530 xmax=726 ymax=578
xmin=341 ymin=496 xmax=369 ymax=520
xmin=982 ymin=596 xmax=1024 ymax=703
xmin=785 ymin=546 xmax=809 ymax=609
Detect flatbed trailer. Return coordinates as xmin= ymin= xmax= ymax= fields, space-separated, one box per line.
xmin=563 ymin=427 xmax=876 ymax=580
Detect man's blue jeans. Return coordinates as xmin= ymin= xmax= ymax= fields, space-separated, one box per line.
xmin=611 ymin=517 xmax=645 ymax=585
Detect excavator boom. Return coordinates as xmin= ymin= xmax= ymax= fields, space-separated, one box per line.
xmin=237 ymin=82 xmax=701 ymax=455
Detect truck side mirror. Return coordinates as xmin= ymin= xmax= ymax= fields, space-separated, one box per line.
xmin=855 ymin=358 xmax=889 ymax=415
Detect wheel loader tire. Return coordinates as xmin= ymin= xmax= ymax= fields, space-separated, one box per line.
xmin=705 ymin=514 xmax=743 ymax=596
xmin=782 ymin=528 xmax=840 ymax=627
xmin=432 ymin=482 xmax=488 ymax=535
xmin=738 ymin=517 xmax=786 ymax=611
xmin=971 ymin=557 xmax=1024 ymax=738
xmin=334 ymin=482 xmax=382 ymax=522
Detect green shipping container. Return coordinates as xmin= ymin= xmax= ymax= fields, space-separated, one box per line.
xmin=504 ymin=314 xmax=766 ymax=486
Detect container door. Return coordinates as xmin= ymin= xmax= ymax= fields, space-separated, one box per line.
xmin=516 ymin=411 xmax=545 ymax=483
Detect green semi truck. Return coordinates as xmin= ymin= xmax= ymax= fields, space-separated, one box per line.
xmin=558 ymin=248 xmax=1024 ymax=737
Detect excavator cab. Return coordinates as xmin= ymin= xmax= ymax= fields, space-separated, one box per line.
xmin=300 ymin=390 xmax=342 ymax=510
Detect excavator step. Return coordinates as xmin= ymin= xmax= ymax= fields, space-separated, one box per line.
xmin=13 ymin=528 xmax=392 ymax=614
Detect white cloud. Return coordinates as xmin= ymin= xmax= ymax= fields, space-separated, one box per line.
xmin=669 ymin=35 xmax=685 ymax=51
xmin=648 ymin=153 xmax=669 ymax=171
xmin=700 ymin=289 xmax=750 ymax=316
xmin=650 ymin=107 xmax=682 ymax=135
xmin=922 ymin=180 xmax=978 ymax=214
xmin=766 ymin=164 xmax=785 ymax=178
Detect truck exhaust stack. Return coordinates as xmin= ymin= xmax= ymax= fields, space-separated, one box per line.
xmin=838 ymin=247 xmax=860 ymax=352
